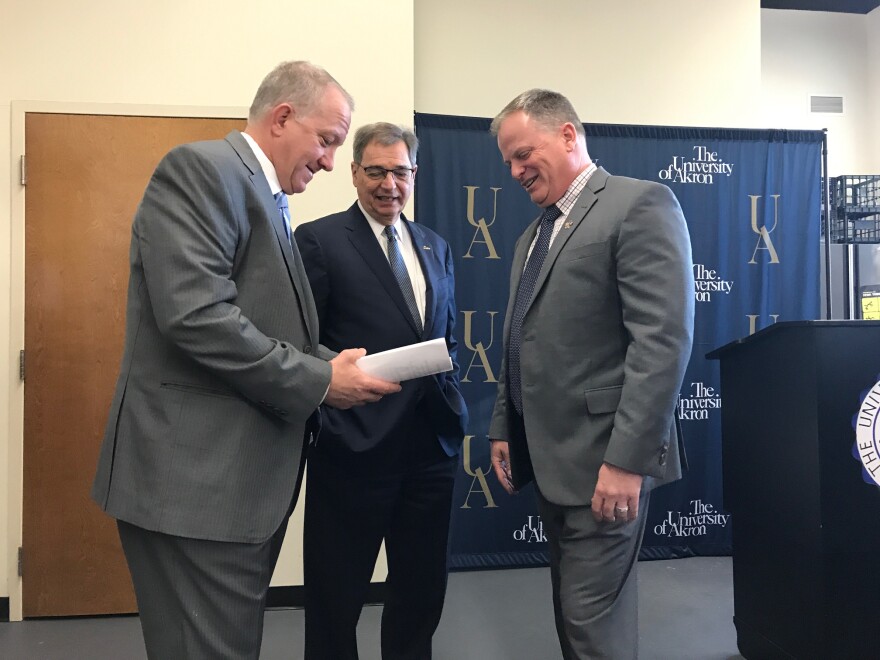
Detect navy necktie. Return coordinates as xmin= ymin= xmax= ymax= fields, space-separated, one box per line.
xmin=508 ymin=204 xmax=562 ymax=416
xmin=384 ymin=225 xmax=423 ymax=334
xmin=273 ymin=191 xmax=292 ymax=244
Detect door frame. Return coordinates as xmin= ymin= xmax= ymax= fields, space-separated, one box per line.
xmin=5 ymin=101 xmax=246 ymax=621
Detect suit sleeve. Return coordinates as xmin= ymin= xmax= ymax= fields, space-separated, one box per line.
xmin=293 ymin=221 xmax=329 ymax=324
xmin=293 ymin=221 xmax=336 ymax=361
xmin=425 ymin=239 xmax=468 ymax=439
xmin=603 ymin=182 xmax=694 ymax=474
xmin=136 ymin=145 xmax=331 ymax=421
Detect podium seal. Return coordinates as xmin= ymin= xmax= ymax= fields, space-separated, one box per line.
xmin=852 ymin=376 xmax=880 ymax=488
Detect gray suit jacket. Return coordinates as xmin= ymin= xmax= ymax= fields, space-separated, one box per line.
xmin=489 ymin=167 xmax=694 ymax=506
xmin=92 ymin=131 xmax=333 ymax=543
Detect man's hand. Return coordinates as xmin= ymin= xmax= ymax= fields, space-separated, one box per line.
xmin=591 ymin=462 xmax=643 ymax=523
xmin=490 ymin=440 xmax=517 ymax=495
xmin=324 ymin=349 xmax=401 ymax=409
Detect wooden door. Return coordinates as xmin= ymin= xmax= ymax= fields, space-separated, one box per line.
xmin=23 ymin=113 xmax=245 ymax=617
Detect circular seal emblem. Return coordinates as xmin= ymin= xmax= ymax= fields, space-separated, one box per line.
xmin=852 ymin=377 xmax=880 ymax=488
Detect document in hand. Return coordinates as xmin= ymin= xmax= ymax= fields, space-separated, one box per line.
xmin=356 ymin=337 xmax=453 ymax=382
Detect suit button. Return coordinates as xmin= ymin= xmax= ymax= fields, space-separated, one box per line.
xmin=659 ymin=446 xmax=668 ymax=466
xmin=303 ymin=345 xmax=312 ymax=354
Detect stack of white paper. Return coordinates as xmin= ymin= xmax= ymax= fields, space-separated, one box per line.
xmin=356 ymin=337 xmax=453 ymax=382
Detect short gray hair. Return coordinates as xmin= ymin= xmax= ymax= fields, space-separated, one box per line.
xmin=352 ymin=122 xmax=418 ymax=166
xmin=490 ymin=89 xmax=585 ymax=138
xmin=248 ymin=60 xmax=354 ymax=122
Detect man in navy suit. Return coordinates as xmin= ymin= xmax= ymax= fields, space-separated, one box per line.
xmin=294 ymin=122 xmax=467 ymax=660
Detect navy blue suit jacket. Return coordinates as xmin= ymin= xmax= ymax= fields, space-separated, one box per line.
xmin=294 ymin=203 xmax=467 ymax=458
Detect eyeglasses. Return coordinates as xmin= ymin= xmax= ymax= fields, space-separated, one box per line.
xmin=356 ymin=164 xmax=414 ymax=181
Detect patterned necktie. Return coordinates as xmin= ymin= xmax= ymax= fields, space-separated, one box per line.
xmin=384 ymin=225 xmax=423 ymax=333
xmin=273 ymin=191 xmax=292 ymax=244
xmin=508 ymin=204 xmax=562 ymax=416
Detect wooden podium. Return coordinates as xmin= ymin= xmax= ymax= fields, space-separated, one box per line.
xmin=708 ymin=321 xmax=880 ymax=659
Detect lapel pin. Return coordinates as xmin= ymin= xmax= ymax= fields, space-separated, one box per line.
xmin=563 ymin=222 xmax=573 ymax=229
xmin=422 ymin=245 xmax=431 ymax=250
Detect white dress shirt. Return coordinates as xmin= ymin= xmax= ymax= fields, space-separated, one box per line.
xmin=358 ymin=201 xmax=427 ymax=325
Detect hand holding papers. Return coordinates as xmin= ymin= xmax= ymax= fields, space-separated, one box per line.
xmin=356 ymin=338 xmax=453 ymax=382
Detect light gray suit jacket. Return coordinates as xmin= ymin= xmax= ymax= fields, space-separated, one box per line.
xmin=489 ymin=167 xmax=694 ymax=506
xmin=92 ymin=131 xmax=333 ymax=543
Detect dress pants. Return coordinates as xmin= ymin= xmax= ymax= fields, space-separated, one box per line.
xmin=117 ymin=512 xmax=291 ymax=660
xmin=304 ymin=433 xmax=456 ymax=660
xmin=536 ymin=485 xmax=651 ymax=660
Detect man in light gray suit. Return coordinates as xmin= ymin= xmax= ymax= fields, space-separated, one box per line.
xmin=91 ymin=61 xmax=400 ymax=660
xmin=488 ymin=90 xmax=694 ymax=659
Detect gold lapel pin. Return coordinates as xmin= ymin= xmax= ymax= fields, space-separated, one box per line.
xmin=563 ymin=222 xmax=573 ymax=229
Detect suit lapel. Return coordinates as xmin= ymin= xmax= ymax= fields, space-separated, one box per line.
xmin=528 ymin=167 xmax=608 ymax=309
xmin=225 ymin=131 xmax=319 ymax=345
xmin=344 ymin=206 xmax=423 ymax=337
xmin=408 ymin=222 xmax=440 ymax=337
xmin=512 ymin=220 xmax=539 ymax=286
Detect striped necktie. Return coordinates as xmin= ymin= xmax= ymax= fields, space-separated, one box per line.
xmin=508 ymin=204 xmax=562 ymax=416
xmin=273 ymin=191 xmax=292 ymax=244
xmin=384 ymin=225 xmax=423 ymax=334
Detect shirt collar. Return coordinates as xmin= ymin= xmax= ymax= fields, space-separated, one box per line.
xmin=358 ymin=200 xmax=409 ymax=242
xmin=240 ymin=131 xmax=283 ymax=195
xmin=555 ymin=162 xmax=597 ymax=216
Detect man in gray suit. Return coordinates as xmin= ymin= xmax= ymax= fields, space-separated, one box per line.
xmin=91 ymin=61 xmax=400 ymax=660
xmin=488 ymin=90 xmax=694 ymax=660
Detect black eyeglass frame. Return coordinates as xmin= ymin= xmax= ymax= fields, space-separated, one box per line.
xmin=356 ymin=164 xmax=415 ymax=181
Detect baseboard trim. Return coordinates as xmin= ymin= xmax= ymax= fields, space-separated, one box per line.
xmin=266 ymin=582 xmax=386 ymax=610
xmin=0 ymin=586 xmax=386 ymax=620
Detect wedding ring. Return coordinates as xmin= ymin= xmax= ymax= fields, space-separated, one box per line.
xmin=614 ymin=506 xmax=629 ymax=515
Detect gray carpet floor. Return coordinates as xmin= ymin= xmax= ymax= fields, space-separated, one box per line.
xmin=0 ymin=556 xmax=744 ymax=659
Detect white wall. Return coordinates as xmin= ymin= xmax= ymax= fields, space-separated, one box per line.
xmin=868 ymin=8 xmax=880 ymax=170
xmin=415 ymin=0 xmax=762 ymax=127
xmin=1 ymin=0 xmax=414 ymax=618
xmin=414 ymin=1 xmax=878 ymax=175
xmin=761 ymin=8 xmax=875 ymax=176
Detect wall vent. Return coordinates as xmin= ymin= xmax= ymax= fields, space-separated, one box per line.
xmin=810 ymin=95 xmax=843 ymax=114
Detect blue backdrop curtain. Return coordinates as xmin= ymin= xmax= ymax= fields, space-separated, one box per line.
xmin=414 ymin=113 xmax=823 ymax=568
